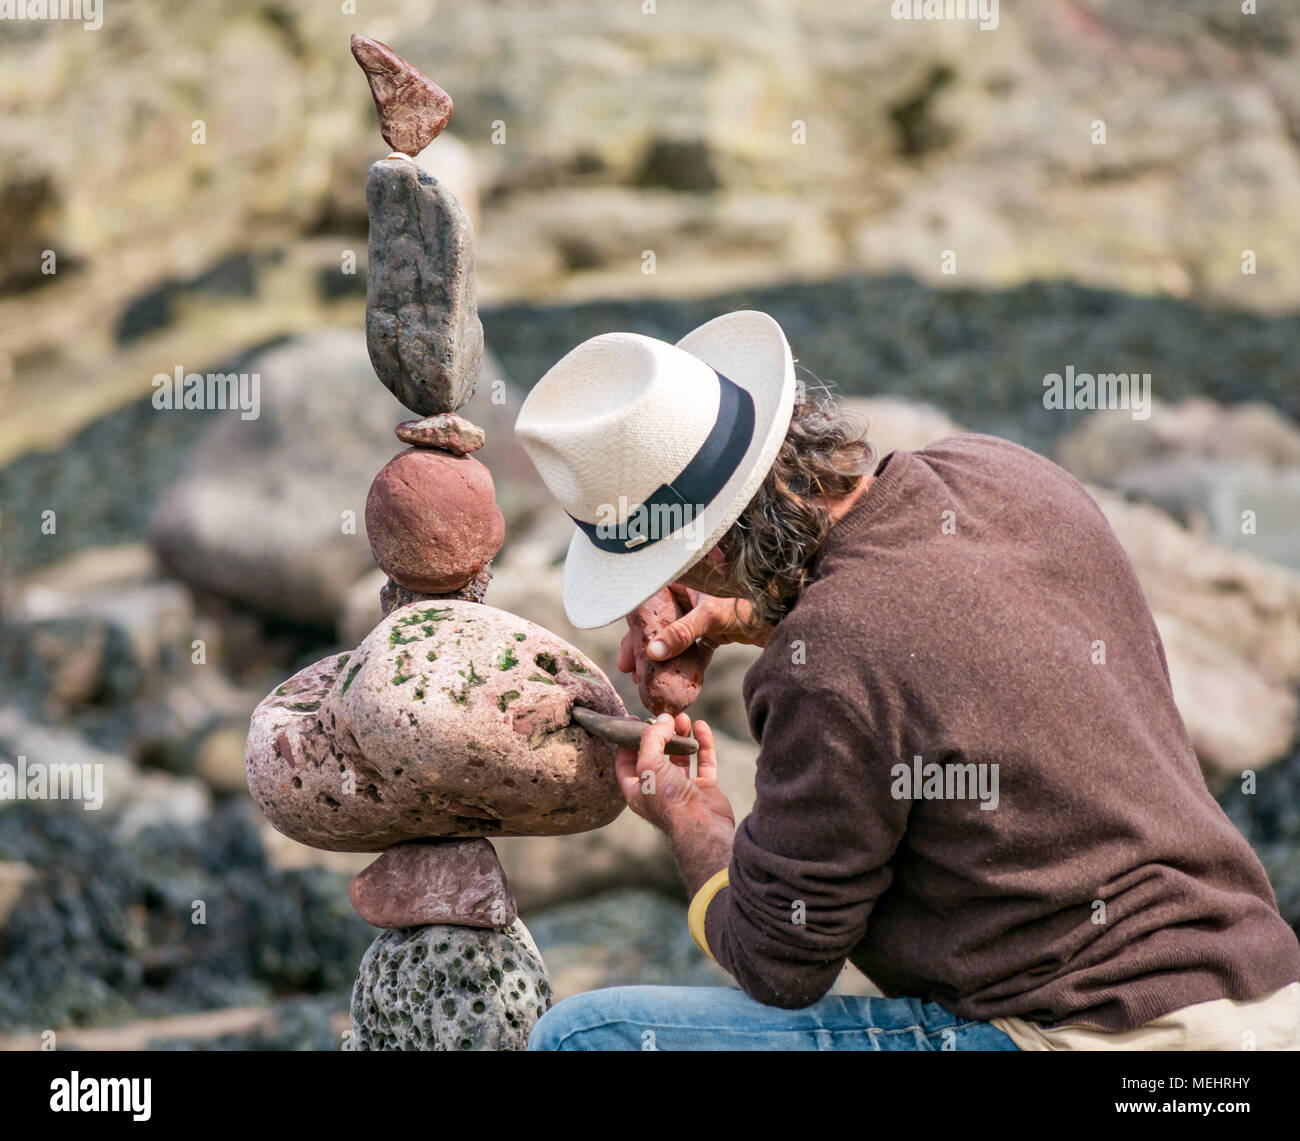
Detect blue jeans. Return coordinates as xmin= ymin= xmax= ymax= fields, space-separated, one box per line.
xmin=528 ymin=985 xmax=1020 ymax=1051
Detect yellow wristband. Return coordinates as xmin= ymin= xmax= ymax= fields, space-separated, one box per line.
xmin=687 ymin=868 xmax=730 ymax=961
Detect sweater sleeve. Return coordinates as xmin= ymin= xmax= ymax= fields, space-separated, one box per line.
xmin=702 ymin=660 xmax=911 ymax=1008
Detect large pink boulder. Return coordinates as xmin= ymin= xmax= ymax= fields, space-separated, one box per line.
xmin=246 ymin=602 xmax=627 ymax=852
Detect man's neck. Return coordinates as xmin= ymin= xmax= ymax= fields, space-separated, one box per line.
xmin=825 ymin=473 xmax=874 ymax=525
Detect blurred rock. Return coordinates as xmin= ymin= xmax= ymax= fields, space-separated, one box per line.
xmin=3 ymin=548 xmax=194 ymax=716
xmin=689 ymin=642 xmax=762 ymax=741
xmin=632 ymin=136 xmax=722 ymax=192
xmin=530 ymin=889 xmax=732 ymax=1000
xmin=1057 ymin=399 xmax=1300 ymax=482
xmin=0 ymin=861 xmax=33 ymax=928
xmin=0 ymin=171 xmax=60 ymax=294
xmin=529 ymin=887 xmax=882 ymax=1002
xmin=0 ymin=705 xmax=150 ymax=820
xmin=1115 ymin=459 xmax=1300 ymax=575
xmin=258 ymin=820 xmax=371 ymax=878
xmin=194 ymin=724 xmax=253 ymax=796
xmin=0 ymin=705 xmax=213 ymax=844
xmin=478 ymin=187 xmax=840 ymax=294
xmin=339 ymin=568 xmax=388 ymax=649
xmin=350 ymin=919 xmax=550 ymax=1050
xmin=1090 ymin=485 xmax=1300 ymax=688
xmin=125 ymin=668 xmax=267 ymax=775
xmin=0 ymin=800 xmax=373 ymax=1032
xmin=1057 ymin=400 xmax=1300 ymax=572
xmin=150 ymin=331 xmax=400 ymax=629
xmin=494 ymin=729 xmax=758 ymax=910
xmin=840 ymin=396 xmax=965 ymax=459
xmin=1154 ymin=613 xmax=1298 ymax=789
xmin=112 ymin=770 xmax=212 ymax=845
xmin=1219 ymin=745 xmax=1300 ymax=935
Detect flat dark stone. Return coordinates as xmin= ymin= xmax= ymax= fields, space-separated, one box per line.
xmin=348 ymin=838 xmax=517 ymax=930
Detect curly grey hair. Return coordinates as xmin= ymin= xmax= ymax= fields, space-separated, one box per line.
xmin=717 ymin=385 xmax=877 ymax=632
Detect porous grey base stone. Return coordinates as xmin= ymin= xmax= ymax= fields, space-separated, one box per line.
xmin=350 ymin=919 xmax=552 ymax=1050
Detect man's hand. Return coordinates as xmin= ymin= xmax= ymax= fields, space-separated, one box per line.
xmin=615 ymin=713 xmax=735 ymax=895
xmin=617 ymin=584 xmax=772 ymax=679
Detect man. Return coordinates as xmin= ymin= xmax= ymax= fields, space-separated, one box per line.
xmin=514 ymin=310 xmax=1300 ymax=1050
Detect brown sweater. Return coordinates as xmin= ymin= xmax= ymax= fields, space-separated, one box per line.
xmin=704 ymin=434 xmax=1300 ymax=1030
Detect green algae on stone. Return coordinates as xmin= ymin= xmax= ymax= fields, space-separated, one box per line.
xmin=534 ymin=652 xmax=558 ymax=675
xmin=396 ymin=606 xmax=453 ymax=628
xmin=340 ymin=659 xmax=364 ymax=694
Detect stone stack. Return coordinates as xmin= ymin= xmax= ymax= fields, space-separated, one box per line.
xmin=243 ymin=36 xmax=630 ymax=1051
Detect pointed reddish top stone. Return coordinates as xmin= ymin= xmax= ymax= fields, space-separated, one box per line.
xmin=351 ymin=34 xmax=453 ymax=157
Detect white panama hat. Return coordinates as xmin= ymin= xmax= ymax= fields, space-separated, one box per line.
xmin=514 ymin=310 xmax=796 ymax=629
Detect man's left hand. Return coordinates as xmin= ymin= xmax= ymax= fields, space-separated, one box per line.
xmin=615 ymin=714 xmax=736 ymax=894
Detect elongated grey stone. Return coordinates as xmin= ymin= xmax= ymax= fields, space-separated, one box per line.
xmin=365 ymin=156 xmax=483 ymax=415
xmin=350 ymin=920 xmax=552 ymax=1050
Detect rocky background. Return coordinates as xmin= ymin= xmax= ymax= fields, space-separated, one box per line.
xmin=2 ymin=0 xmax=1299 ymax=1048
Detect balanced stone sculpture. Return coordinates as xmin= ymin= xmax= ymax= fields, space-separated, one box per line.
xmin=243 ymin=38 xmax=629 ymax=1051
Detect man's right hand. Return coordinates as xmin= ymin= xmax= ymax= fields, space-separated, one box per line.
xmin=618 ymin=583 xmax=772 ymax=677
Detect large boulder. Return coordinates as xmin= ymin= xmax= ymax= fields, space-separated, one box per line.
xmin=1057 ymin=399 xmax=1300 ymax=574
xmin=1155 ymin=614 xmax=1298 ymax=789
xmin=1114 ymin=458 xmax=1300 ymax=575
xmin=149 ymin=331 xmax=403 ymax=628
xmin=840 ymin=396 xmax=965 ymax=459
xmin=1089 ymin=485 xmax=1300 ymax=688
xmin=246 ymin=602 xmax=627 ymax=852
xmin=1056 ymin=399 xmax=1300 ymax=483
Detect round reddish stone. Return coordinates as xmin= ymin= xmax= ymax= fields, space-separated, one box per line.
xmin=365 ymin=449 xmax=504 ymax=593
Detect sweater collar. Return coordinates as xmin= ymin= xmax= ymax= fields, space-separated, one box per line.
xmin=809 ymin=448 xmax=916 ymax=575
